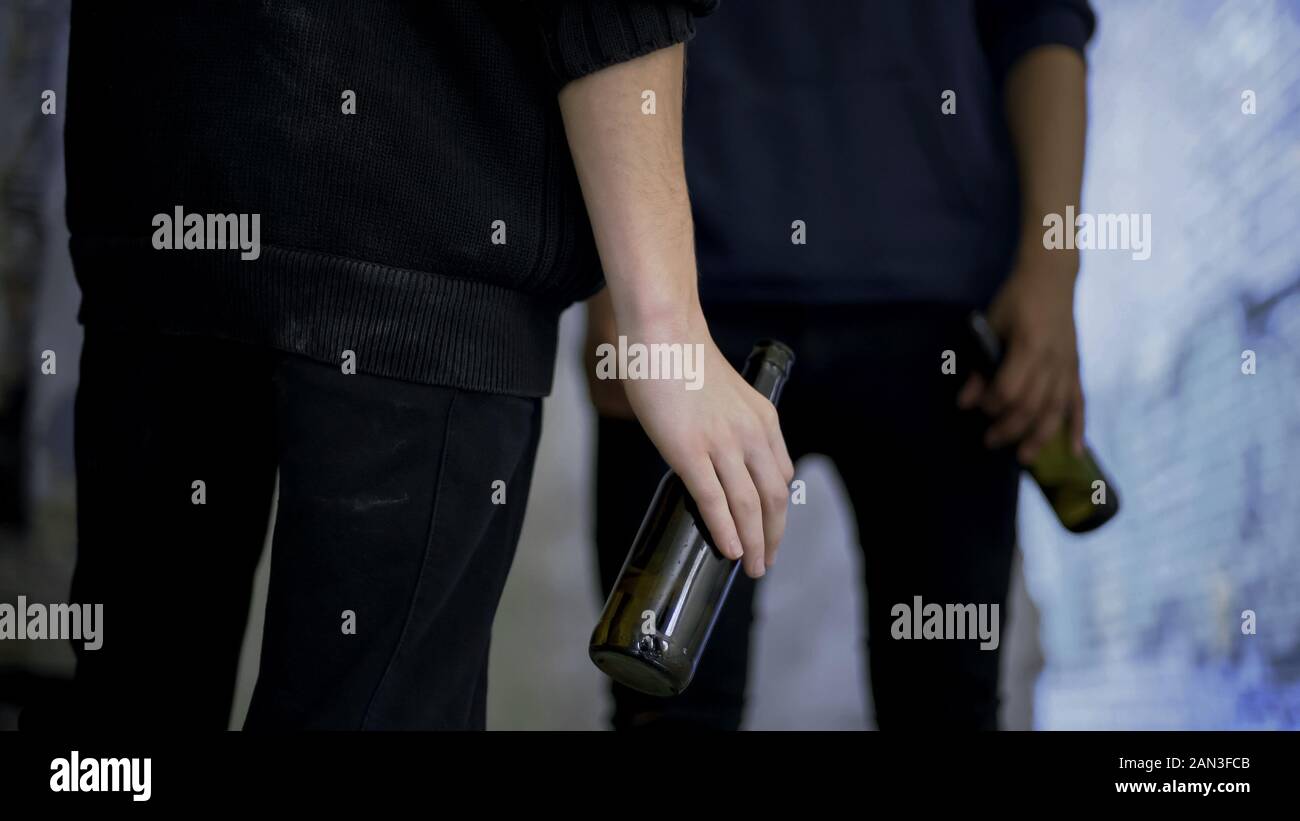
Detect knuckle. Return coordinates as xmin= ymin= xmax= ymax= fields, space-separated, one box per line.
xmin=764 ymin=484 xmax=789 ymax=509
xmin=728 ymin=417 xmax=758 ymax=445
xmin=736 ymin=492 xmax=761 ymax=516
xmin=707 ymin=430 xmax=737 ymax=456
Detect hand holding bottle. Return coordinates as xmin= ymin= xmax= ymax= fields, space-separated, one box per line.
xmin=591 ymin=340 xmax=795 ymax=695
xmin=958 ymin=247 xmax=1084 ymax=464
xmin=617 ymin=309 xmax=795 ymax=579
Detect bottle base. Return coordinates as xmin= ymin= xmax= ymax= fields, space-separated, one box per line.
xmin=589 ymin=645 xmax=683 ymax=697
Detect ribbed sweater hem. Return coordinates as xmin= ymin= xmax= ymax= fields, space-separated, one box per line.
xmin=69 ymin=237 xmax=564 ymax=397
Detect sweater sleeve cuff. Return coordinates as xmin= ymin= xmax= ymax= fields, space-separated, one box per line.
xmin=536 ymin=1 xmax=717 ymax=88
xmin=989 ymin=4 xmax=1096 ymax=78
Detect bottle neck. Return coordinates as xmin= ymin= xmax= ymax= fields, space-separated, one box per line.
xmin=741 ymin=341 xmax=794 ymax=406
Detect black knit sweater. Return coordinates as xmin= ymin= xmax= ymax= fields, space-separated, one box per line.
xmin=65 ymin=1 xmax=716 ymax=396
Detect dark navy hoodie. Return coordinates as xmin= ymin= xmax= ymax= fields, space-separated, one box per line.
xmin=684 ymin=0 xmax=1095 ymax=308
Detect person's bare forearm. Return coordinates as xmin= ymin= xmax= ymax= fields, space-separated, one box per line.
xmin=1003 ymin=44 xmax=1088 ymax=278
xmin=558 ymin=43 xmax=700 ymax=336
xmin=557 ymin=43 xmax=793 ymax=578
xmin=961 ymin=44 xmax=1090 ymax=461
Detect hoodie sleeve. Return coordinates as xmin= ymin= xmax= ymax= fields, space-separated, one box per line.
xmin=975 ymin=0 xmax=1096 ymax=82
xmin=528 ymin=0 xmax=719 ymax=89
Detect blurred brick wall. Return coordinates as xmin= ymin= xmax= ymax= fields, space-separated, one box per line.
xmin=1023 ymin=0 xmax=1300 ymax=728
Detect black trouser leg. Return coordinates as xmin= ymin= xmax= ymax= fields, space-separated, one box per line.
xmin=808 ymin=305 xmax=1020 ymax=730
xmin=244 ymin=354 xmax=542 ymax=730
xmin=65 ymin=327 xmax=277 ymax=730
xmin=63 ymin=327 xmax=542 ymax=730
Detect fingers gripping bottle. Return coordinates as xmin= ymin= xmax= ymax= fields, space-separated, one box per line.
xmin=967 ymin=311 xmax=1120 ymax=533
xmin=588 ymin=340 xmax=794 ymax=696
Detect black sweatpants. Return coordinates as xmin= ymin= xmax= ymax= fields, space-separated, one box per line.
xmin=62 ymin=326 xmax=542 ymax=730
xmin=595 ymin=302 xmax=1021 ymax=730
